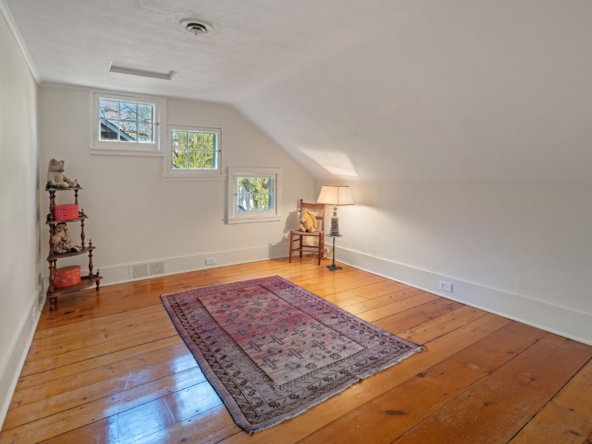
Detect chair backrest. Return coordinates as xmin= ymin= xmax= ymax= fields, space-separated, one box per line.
xmin=300 ymin=199 xmax=325 ymax=233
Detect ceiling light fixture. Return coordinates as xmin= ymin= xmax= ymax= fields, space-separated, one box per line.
xmin=179 ymin=19 xmax=213 ymax=36
xmin=109 ymin=63 xmax=176 ymax=80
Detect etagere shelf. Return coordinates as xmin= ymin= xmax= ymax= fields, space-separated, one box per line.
xmin=46 ymin=184 xmax=102 ymax=311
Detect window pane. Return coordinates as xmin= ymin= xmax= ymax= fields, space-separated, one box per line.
xmin=237 ymin=177 xmax=250 ymax=193
xmin=172 ymin=131 xmax=188 ymax=150
xmin=253 ymin=194 xmax=272 ymax=211
xmin=262 ymin=177 xmax=272 ymax=192
xmin=138 ymin=103 xmax=153 ymax=123
xmin=203 ymin=150 xmax=215 ymax=169
xmin=237 ymin=193 xmax=250 ymax=212
xmin=188 ymin=132 xmax=203 ymax=150
xmin=99 ymin=100 xmax=118 ymax=120
xmin=120 ymin=102 xmax=138 ymax=120
xmin=119 ymin=121 xmax=137 ymax=142
xmin=100 ymin=119 xmax=119 ymax=140
xmin=172 ymin=150 xmax=187 ymax=169
xmin=187 ymin=150 xmax=204 ymax=169
xmin=203 ymin=132 xmax=216 ymax=150
xmin=137 ymin=123 xmax=153 ymax=143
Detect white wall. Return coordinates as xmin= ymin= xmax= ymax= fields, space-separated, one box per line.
xmin=317 ymin=180 xmax=592 ymax=344
xmin=38 ymin=87 xmax=315 ymax=284
xmin=0 ymin=8 xmax=40 ymax=428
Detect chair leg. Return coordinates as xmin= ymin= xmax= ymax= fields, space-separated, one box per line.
xmin=299 ymin=235 xmax=303 ymax=258
xmin=289 ymin=231 xmax=293 ymax=263
xmin=318 ymin=233 xmax=324 ymax=266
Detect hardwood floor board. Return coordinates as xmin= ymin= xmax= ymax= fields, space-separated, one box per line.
xmin=11 ymin=343 xmax=191 ymax=408
xmin=25 ymin=316 xmax=174 ymax=362
xmin=15 ymin=336 xmax=183 ymax=389
xmin=509 ymin=357 xmax=592 ymax=444
xmin=5 ymin=353 xmax=198 ymax=429
xmin=374 ymin=299 xmax=464 ymax=335
xmin=356 ymin=292 xmax=440 ymax=323
xmin=128 ymin=405 xmax=240 ymax=444
xmin=38 ymin=381 xmax=222 ymax=444
xmin=321 ymin=292 xmax=370 ymax=308
xmin=334 ymin=280 xmax=408 ymax=303
xmin=295 ymin=271 xmax=379 ymax=290
xmin=297 ymin=321 xmax=547 ymax=444
xmin=30 ymin=307 xmax=169 ymax=349
xmin=398 ymin=305 xmax=488 ymax=344
xmin=21 ymin=325 xmax=178 ymax=376
xmin=394 ymin=335 xmax=592 ymax=444
xmin=33 ymin=305 xmax=164 ymax=338
xmin=0 ymin=368 xmax=209 ymax=444
xmin=309 ymin=275 xmax=387 ymax=297
xmin=344 ymin=287 xmax=426 ymax=315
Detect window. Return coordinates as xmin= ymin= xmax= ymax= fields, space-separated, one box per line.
xmin=228 ymin=167 xmax=282 ymax=223
xmin=163 ymin=125 xmax=224 ymax=180
xmin=91 ymin=91 xmax=165 ymax=156
xmin=172 ymin=129 xmax=218 ymax=170
xmin=99 ymin=99 xmax=155 ymax=143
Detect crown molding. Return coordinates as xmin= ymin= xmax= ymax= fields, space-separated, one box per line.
xmin=0 ymin=0 xmax=41 ymax=84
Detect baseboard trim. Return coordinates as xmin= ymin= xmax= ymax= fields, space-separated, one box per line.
xmin=44 ymin=242 xmax=291 ymax=289
xmin=0 ymin=294 xmax=41 ymax=429
xmin=335 ymin=246 xmax=592 ymax=346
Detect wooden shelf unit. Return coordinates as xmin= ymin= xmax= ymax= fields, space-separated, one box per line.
xmin=46 ymin=184 xmax=102 ymax=311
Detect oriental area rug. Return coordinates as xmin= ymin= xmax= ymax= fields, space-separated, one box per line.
xmin=161 ymin=276 xmax=420 ymax=433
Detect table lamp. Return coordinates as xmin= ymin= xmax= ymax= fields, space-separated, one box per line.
xmin=317 ymin=185 xmax=354 ymax=236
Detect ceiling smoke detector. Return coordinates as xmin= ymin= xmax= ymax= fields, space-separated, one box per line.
xmin=180 ymin=19 xmax=212 ymax=36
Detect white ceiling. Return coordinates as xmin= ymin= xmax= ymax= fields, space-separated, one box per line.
xmin=8 ymin=0 xmax=592 ymax=181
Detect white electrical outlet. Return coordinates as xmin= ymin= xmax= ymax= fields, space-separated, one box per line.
xmin=206 ymin=258 xmax=216 ymax=265
xmin=31 ymin=304 xmax=38 ymax=322
xmin=439 ymin=281 xmax=453 ymax=292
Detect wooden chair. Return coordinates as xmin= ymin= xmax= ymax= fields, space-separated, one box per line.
xmin=289 ymin=199 xmax=325 ymax=265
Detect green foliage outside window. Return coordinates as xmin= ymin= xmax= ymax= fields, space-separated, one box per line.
xmin=237 ymin=177 xmax=273 ymax=211
xmin=172 ymin=130 xmax=217 ymax=169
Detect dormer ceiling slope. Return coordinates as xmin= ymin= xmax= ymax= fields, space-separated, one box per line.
xmin=7 ymin=0 xmax=592 ymax=181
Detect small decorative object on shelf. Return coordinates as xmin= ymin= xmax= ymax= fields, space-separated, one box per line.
xmin=46 ymin=176 xmax=102 ymax=311
xmin=47 ymin=158 xmax=77 ymax=188
xmin=51 ymin=223 xmax=82 ymax=254
xmin=53 ymin=204 xmax=79 ymax=221
xmin=53 ymin=265 xmax=81 ymax=288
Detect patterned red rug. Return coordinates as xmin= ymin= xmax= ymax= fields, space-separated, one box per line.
xmin=161 ymin=276 xmax=420 ymax=433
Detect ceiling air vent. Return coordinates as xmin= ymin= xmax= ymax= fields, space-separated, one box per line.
xmin=180 ymin=19 xmax=212 ymax=36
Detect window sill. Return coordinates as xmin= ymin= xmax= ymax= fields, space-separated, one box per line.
xmin=227 ymin=216 xmax=281 ymax=224
xmin=161 ymin=174 xmax=227 ymax=182
xmin=91 ymin=148 xmax=164 ymax=157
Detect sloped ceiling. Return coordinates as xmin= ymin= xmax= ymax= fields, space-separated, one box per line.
xmin=8 ymin=0 xmax=592 ymax=181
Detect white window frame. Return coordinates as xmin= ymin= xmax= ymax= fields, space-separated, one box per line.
xmin=90 ymin=90 xmax=166 ymax=157
xmin=227 ymin=167 xmax=282 ymax=224
xmin=162 ymin=124 xmax=226 ymax=181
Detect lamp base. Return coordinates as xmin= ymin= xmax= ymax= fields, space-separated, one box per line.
xmin=330 ymin=206 xmax=340 ymax=236
xmin=327 ymin=263 xmax=342 ymax=271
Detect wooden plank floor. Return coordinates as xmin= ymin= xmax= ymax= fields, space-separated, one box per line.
xmin=2 ymin=257 xmax=592 ymax=444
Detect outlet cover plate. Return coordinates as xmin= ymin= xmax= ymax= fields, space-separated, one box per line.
xmin=206 ymin=258 xmax=216 ymax=265
xmin=439 ymin=281 xmax=453 ymax=292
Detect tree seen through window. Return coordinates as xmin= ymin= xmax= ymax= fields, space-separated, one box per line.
xmin=172 ymin=130 xmax=217 ymax=169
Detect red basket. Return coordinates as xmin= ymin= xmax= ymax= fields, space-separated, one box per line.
xmin=53 ymin=265 xmax=81 ymax=288
xmin=53 ymin=204 xmax=79 ymax=221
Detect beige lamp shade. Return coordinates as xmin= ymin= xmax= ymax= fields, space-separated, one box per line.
xmin=317 ymin=185 xmax=354 ymax=206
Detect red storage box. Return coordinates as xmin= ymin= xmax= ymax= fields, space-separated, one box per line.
xmin=53 ymin=265 xmax=81 ymax=288
xmin=53 ymin=204 xmax=78 ymax=221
